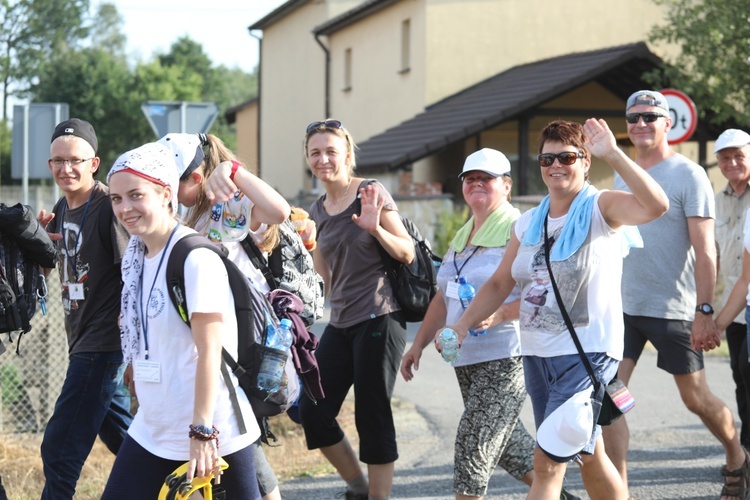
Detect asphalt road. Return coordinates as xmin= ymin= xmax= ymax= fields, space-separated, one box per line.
xmin=279 ymin=317 xmax=738 ymax=499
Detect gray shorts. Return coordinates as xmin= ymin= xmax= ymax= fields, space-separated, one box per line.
xmin=623 ymin=314 xmax=704 ymax=375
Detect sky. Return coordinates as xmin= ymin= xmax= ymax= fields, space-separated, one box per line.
xmin=105 ymin=0 xmax=288 ymax=73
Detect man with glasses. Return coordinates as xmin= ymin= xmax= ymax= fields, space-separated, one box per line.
xmin=38 ymin=119 xmax=133 ymax=499
xmin=604 ymin=91 xmax=747 ymax=498
xmin=714 ymin=129 xmax=750 ymax=455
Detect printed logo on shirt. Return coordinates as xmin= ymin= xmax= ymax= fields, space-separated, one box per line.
xmin=147 ymin=287 xmax=166 ymax=319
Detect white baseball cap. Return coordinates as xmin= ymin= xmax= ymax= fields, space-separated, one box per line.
xmin=458 ymin=148 xmax=511 ymax=179
xmin=536 ymin=388 xmax=595 ymax=462
xmin=157 ymin=133 xmax=208 ymax=180
xmin=714 ymin=129 xmax=750 ymax=154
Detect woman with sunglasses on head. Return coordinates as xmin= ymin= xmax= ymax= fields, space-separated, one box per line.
xmin=447 ymin=119 xmax=668 ymax=499
xmin=101 ymin=143 xmax=265 ymax=499
xmin=299 ymin=119 xmax=414 ymax=500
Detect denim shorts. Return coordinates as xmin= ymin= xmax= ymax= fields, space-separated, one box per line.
xmin=523 ymin=353 xmax=619 ymax=461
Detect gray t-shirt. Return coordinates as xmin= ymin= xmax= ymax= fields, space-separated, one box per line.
xmin=614 ymin=154 xmax=715 ymax=321
xmin=49 ymin=183 xmax=130 ymax=354
xmin=310 ymin=180 xmax=400 ymax=328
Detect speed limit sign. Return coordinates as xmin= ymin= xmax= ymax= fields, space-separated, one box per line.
xmin=661 ymin=88 xmax=697 ymax=145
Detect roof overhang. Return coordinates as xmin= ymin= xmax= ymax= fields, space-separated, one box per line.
xmin=356 ymin=43 xmax=665 ymax=170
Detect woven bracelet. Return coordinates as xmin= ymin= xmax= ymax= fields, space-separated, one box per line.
xmin=189 ymin=424 xmax=219 ymax=442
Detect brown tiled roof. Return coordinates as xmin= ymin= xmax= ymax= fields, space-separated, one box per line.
xmin=356 ymin=42 xmax=663 ymax=169
xmin=313 ymin=0 xmax=398 ymax=35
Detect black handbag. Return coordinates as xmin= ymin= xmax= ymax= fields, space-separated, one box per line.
xmin=543 ymin=215 xmax=634 ymax=426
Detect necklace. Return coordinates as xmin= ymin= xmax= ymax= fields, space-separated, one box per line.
xmin=328 ymin=177 xmax=353 ymax=215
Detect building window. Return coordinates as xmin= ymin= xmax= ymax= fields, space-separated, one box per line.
xmin=400 ymin=19 xmax=411 ymax=73
xmin=343 ymin=48 xmax=352 ymax=92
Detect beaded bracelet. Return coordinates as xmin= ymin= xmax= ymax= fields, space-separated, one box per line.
xmin=189 ymin=424 xmax=220 ymax=442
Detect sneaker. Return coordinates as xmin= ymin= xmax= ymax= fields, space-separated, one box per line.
xmin=560 ymin=487 xmax=581 ymax=500
xmin=335 ymin=489 xmax=368 ymax=500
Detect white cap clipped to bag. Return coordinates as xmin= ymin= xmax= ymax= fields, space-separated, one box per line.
xmin=458 ymin=148 xmax=511 ymax=179
xmin=536 ymin=388 xmax=595 ymax=462
xmin=714 ymin=129 xmax=750 ymax=154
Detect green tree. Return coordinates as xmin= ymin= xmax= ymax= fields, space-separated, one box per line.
xmin=0 ymin=0 xmax=90 ymax=121
xmin=649 ymin=0 xmax=750 ymax=125
xmin=31 ymin=45 xmax=151 ymax=171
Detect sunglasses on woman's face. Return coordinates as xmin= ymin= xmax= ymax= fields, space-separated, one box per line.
xmin=625 ymin=112 xmax=667 ymax=124
xmin=306 ymin=120 xmax=344 ymax=134
xmin=537 ymin=152 xmax=585 ymax=167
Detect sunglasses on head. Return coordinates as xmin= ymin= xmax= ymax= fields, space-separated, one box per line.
xmin=537 ymin=152 xmax=585 ymax=167
xmin=306 ymin=120 xmax=344 ymax=134
xmin=625 ymin=112 xmax=667 ymax=124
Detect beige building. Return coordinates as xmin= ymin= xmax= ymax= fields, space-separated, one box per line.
xmin=238 ymin=0 xmax=724 ymax=203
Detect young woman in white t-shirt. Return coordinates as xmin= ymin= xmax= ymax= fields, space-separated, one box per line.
xmin=100 ymin=142 xmax=263 ymax=499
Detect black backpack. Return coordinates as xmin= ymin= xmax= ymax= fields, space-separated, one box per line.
xmin=165 ymin=233 xmax=300 ymax=431
xmin=241 ymin=219 xmax=324 ymax=327
xmin=0 ymin=203 xmax=56 ymax=352
xmin=358 ymin=180 xmax=442 ymax=322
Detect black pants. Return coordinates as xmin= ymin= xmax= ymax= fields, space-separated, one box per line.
xmin=727 ymin=322 xmax=750 ymax=448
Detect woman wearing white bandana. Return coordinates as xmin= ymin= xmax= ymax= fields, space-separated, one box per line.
xmin=101 ymin=142 xmax=266 ymax=499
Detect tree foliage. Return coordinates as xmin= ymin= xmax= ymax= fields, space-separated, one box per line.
xmin=4 ymin=2 xmax=259 ymax=182
xmin=0 ymin=0 xmax=90 ymax=120
xmin=649 ymin=0 xmax=750 ymax=125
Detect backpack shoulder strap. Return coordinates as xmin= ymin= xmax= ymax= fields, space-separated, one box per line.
xmin=165 ymin=232 xmax=253 ymax=434
xmin=240 ymin=236 xmax=278 ymax=290
xmin=97 ymin=194 xmax=115 ymax=259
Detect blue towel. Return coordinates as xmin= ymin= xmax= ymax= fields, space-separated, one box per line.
xmin=522 ymin=183 xmax=598 ymax=261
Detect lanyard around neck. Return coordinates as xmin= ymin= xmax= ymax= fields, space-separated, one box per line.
xmin=138 ymin=224 xmax=179 ymax=360
xmin=61 ymin=181 xmax=98 ymax=282
xmin=452 ymin=245 xmax=480 ymax=281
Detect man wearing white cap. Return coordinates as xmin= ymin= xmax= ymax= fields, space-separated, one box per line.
xmin=714 ymin=129 xmax=750 ymax=455
xmin=606 ymin=91 xmax=748 ymax=498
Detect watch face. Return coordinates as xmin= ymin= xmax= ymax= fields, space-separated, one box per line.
xmin=698 ymin=303 xmax=713 ymax=314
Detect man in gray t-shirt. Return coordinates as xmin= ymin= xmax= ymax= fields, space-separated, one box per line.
xmin=603 ymin=91 xmax=746 ymax=499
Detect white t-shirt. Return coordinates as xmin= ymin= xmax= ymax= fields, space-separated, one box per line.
xmin=127 ymin=225 xmax=258 ymax=460
xmin=511 ymin=194 xmax=625 ymax=359
xmin=439 ymin=245 xmax=521 ymax=367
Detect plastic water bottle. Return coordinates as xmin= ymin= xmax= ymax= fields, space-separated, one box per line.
xmin=438 ymin=328 xmax=460 ymax=363
xmin=458 ymin=277 xmax=485 ymax=336
xmin=257 ymin=318 xmax=294 ymax=393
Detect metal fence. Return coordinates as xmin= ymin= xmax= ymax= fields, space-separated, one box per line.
xmin=1 ymin=185 xmax=68 ymax=435
xmin=0 ymin=278 xmax=67 ymax=434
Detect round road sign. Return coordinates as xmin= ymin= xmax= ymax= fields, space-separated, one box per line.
xmin=661 ymin=88 xmax=697 ymax=144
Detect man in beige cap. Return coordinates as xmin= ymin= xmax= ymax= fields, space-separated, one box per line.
xmin=606 ymin=91 xmax=748 ymax=499
xmin=714 ymin=128 xmax=750 ymax=454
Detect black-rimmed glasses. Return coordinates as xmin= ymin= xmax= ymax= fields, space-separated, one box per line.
xmin=306 ymin=120 xmax=344 ymax=134
xmin=537 ymin=152 xmax=585 ymax=167
xmin=625 ymin=112 xmax=667 ymax=124
xmin=49 ymin=158 xmax=94 ymax=167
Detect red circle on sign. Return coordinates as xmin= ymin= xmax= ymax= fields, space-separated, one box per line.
xmin=660 ymin=88 xmax=698 ymax=145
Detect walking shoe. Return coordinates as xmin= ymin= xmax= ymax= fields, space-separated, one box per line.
xmin=560 ymin=487 xmax=581 ymax=500
xmin=335 ymin=489 xmax=368 ymax=500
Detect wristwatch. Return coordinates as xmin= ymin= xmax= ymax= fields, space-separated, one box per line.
xmin=695 ymin=303 xmax=714 ymax=315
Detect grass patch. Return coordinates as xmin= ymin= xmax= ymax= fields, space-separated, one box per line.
xmin=1 ymin=400 xmax=356 ymax=498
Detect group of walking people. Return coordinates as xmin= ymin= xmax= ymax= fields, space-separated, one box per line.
xmin=28 ymin=87 xmax=750 ymax=500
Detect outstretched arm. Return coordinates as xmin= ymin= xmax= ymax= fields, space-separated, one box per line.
xmin=716 ymin=248 xmax=750 ymax=333
xmin=446 ymin=233 xmax=520 ymax=345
